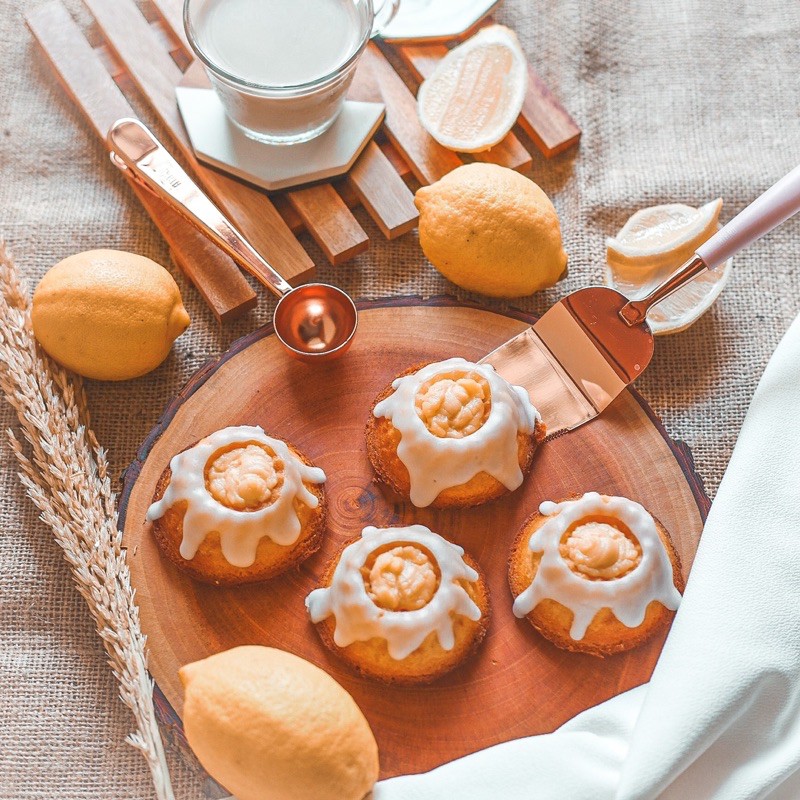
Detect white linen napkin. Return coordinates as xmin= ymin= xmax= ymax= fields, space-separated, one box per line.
xmin=375 ymin=312 xmax=800 ymax=800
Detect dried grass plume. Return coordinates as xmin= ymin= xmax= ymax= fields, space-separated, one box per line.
xmin=0 ymin=241 xmax=174 ymax=799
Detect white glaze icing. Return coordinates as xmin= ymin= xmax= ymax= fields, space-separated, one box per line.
xmin=512 ymin=492 xmax=682 ymax=639
xmin=305 ymin=525 xmax=482 ymax=660
xmin=372 ymin=358 xmax=539 ymax=507
xmin=146 ymin=425 xmax=325 ymax=568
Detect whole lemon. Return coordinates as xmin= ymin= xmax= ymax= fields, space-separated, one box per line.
xmin=32 ymin=249 xmax=190 ymax=381
xmin=415 ymin=163 xmax=568 ymax=298
xmin=180 ymin=646 xmax=379 ymax=800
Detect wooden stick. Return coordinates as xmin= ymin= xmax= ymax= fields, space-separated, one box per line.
xmin=82 ymin=0 xmax=316 ymax=284
xmin=287 ymin=186 xmax=369 ymax=265
xmin=148 ymin=0 xmax=190 ymax=52
xmin=353 ymin=43 xmax=463 ymax=185
xmin=517 ymin=64 xmax=581 ymax=158
xmin=396 ymin=43 xmax=533 ymax=173
xmin=26 ymin=0 xmax=256 ymax=323
xmin=346 ymin=141 xmax=418 ymax=240
xmin=343 ymin=65 xmax=418 ymax=240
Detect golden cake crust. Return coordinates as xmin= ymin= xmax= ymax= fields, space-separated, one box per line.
xmin=508 ymin=499 xmax=685 ymax=657
xmin=149 ymin=440 xmax=326 ymax=586
xmin=313 ymin=537 xmax=490 ymax=685
xmin=366 ymin=363 xmax=546 ymax=508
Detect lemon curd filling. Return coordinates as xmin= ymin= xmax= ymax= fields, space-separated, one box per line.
xmin=559 ymin=521 xmax=642 ymax=581
xmin=364 ymin=545 xmax=440 ymax=611
xmin=206 ymin=443 xmax=284 ymax=510
xmin=414 ymin=371 xmax=491 ymax=439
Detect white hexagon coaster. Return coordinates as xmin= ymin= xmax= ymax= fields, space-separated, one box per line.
xmin=176 ymin=86 xmax=385 ymax=192
xmin=380 ymin=0 xmax=501 ymax=42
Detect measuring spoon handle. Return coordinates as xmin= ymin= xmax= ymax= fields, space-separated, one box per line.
xmin=697 ymin=163 xmax=800 ymax=270
xmin=107 ymin=118 xmax=294 ymax=299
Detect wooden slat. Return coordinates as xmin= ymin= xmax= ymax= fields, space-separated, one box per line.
xmin=26 ymin=0 xmax=256 ymax=323
xmin=347 ymin=141 xmax=418 ymax=239
xmin=353 ymin=43 xmax=462 ymax=185
xmin=287 ymin=186 xmax=369 ymax=265
xmin=82 ymin=0 xmax=316 ymax=284
xmin=397 ymin=42 xmax=532 ymax=173
xmin=378 ymin=137 xmax=414 ymax=179
xmin=148 ymin=0 xmax=190 ymax=52
xmin=230 ymin=150 xmax=415 ymax=238
xmin=327 ymin=62 xmax=419 ymax=238
xmin=147 ymin=0 xmax=369 ymax=264
xmin=518 ymin=64 xmax=581 ymax=158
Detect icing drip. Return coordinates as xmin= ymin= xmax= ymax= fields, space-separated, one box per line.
xmin=306 ymin=525 xmax=482 ymax=660
xmin=512 ymin=493 xmax=682 ymax=639
xmin=373 ymin=358 xmax=539 ymax=507
xmin=146 ymin=426 xmax=325 ymax=568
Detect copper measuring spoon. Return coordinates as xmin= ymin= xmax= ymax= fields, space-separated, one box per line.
xmin=107 ymin=118 xmax=357 ymax=361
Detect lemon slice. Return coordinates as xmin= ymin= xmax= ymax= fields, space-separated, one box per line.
xmin=604 ymin=200 xmax=731 ymax=335
xmin=417 ymin=25 xmax=528 ymax=153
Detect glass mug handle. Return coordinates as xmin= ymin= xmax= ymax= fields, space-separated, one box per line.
xmin=371 ymin=0 xmax=400 ymax=36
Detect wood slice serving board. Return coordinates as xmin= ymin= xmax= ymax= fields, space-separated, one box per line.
xmin=120 ymin=298 xmax=708 ymax=782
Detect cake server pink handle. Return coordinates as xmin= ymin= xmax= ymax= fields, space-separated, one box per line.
xmin=697 ymin=164 xmax=800 ymax=269
xmin=620 ymin=164 xmax=800 ymax=326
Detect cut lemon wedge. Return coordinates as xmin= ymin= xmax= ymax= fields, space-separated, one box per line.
xmin=417 ymin=24 xmax=528 ymax=153
xmin=604 ymin=199 xmax=731 ymax=335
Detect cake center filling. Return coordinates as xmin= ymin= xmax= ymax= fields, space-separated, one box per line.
xmin=206 ymin=443 xmax=284 ymax=510
xmin=364 ymin=545 xmax=440 ymax=611
xmin=560 ymin=520 xmax=642 ymax=580
xmin=414 ymin=371 xmax=491 ymax=439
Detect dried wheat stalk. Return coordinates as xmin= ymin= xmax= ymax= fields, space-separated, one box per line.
xmin=0 ymin=241 xmax=174 ymax=800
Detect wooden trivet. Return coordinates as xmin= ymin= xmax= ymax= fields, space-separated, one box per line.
xmin=27 ymin=0 xmax=581 ymax=321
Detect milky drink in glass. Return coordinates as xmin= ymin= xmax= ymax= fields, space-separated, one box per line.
xmin=186 ymin=0 xmax=392 ymax=144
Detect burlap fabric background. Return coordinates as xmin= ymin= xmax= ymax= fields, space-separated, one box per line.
xmin=2 ymin=0 xmax=799 ymax=796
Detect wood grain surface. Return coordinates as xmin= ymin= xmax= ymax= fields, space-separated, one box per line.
xmin=346 ymin=140 xmax=419 ymax=240
xmin=120 ymin=299 xmax=707 ymax=781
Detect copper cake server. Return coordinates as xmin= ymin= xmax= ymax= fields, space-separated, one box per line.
xmin=481 ymin=164 xmax=800 ymax=436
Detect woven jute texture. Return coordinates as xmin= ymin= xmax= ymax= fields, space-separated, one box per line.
xmin=2 ymin=0 xmax=800 ymax=797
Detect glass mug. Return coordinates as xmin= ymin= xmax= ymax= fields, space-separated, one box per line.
xmin=184 ymin=0 xmax=400 ymax=145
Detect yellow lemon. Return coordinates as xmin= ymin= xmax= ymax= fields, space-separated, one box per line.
xmin=180 ymin=646 xmax=379 ymax=800
xmin=32 ymin=249 xmax=190 ymax=381
xmin=415 ymin=163 xmax=568 ymax=298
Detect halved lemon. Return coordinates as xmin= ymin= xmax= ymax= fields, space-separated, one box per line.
xmin=604 ymin=199 xmax=731 ymax=335
xmin=417 ymin=24 xmax=528 ymax=153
